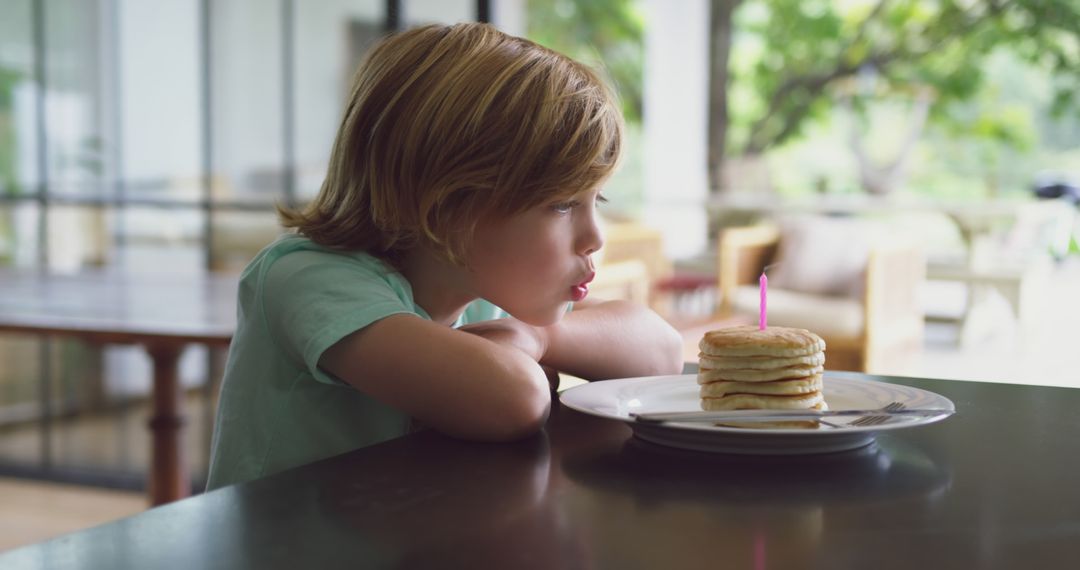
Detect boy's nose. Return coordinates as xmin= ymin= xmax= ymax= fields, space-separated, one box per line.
xmin=579 ymin=213 xmax=605 ymax=256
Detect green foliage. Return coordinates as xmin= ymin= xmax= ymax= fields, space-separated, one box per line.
xmin=0 ymin=64 xmax=24 ymax=196
xmin=730 ymin=0 xmax=1080 ymax=154
xmin=524 ymin=0 xmax=1080 ymax=200
xmin=0 ymin=66 xmax=21 ymax=111
xmin=769 ymin=46 xmax=1080 ymax=200
xmin=526 ymin=0 xmax=644 ymax=123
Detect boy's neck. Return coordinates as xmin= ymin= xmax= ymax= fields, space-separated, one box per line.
xmin=399 ymin=248 xmax=475 ymax=326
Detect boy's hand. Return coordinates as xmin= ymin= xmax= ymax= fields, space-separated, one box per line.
xmin=542 ymin=365 xmax=560 ymax=392
xmin=457 ymin=318 xmax=550 ymax=363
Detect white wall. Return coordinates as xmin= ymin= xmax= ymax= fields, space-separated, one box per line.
xmin=404 ymin=0 xmax=473 ymax=26
xmin=491 ymin=0 xmax=526 ymax=37
xmin=642 ymin=0 xmax=709 ymax=260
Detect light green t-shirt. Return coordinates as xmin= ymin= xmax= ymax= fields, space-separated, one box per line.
xmin=205 ymin=234 xmax=504 ymax=490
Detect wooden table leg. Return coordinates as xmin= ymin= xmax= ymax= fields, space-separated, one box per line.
xmin=145 ymin=343 xmax=189 ymax=505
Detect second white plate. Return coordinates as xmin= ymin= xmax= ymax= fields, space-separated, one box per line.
xmin=560 ymin=374 xmax=955 ymax=455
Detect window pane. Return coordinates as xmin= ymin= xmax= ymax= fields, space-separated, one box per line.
xmin=44 ymin=342 xmax=211 ymax=479
xmin=114 ymin=205 xmax=204 ymax=274
xmin=293 ymin=0 xmax=385 ymax=201
xmin=0 ymin=205 xmax=12 ymax=264
xmin=43 ymin=0 xmax=112 ymax=200
xmin=0 ymin=202 xmax=42 ymax=269
xmin=209 ymin=0 xmax=285 ymax=207
xmin=45 ymin=204 xmax=110 ymax=272
xmin=209 ymin=209 xmax=281 ymax=272
xmin=118 ymin=0 xmax=203 ymax=203
xmin=0 ymin=0 xmax=41 ymax=198
xmin=0 ymin=333 xmax=45 ymax=465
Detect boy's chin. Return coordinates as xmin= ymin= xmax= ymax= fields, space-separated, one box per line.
xmin=509 ymin=303 xmax=571 ymax=328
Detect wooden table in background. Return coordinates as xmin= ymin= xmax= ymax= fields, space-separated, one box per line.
xmin=0 ymin=269 xmax=237 ymax=506
xmin=2 ymin=372 xmax=1077 ymax=568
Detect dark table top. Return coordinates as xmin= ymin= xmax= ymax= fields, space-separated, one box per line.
xmin=0 ymin=268 xmax=236 ymax=345
xmin=3 ymin=372 xmax=1078 ymax=569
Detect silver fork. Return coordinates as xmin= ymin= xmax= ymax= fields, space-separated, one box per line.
xmin=848 ymin=402 xmax=907 ymax=427
xmin=819 ymin=402 xmax=906 ymax=429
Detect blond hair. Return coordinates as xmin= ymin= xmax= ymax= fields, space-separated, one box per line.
xmin=278 ymin=22 xmax=623 ymax=265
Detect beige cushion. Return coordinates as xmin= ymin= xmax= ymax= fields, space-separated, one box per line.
xmin=769 ymin=216 xmax=874 ymax=298
xmin=731 ymin=285 xmax=863 ymax=338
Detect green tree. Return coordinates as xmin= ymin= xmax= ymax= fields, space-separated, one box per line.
xmin=526 ymin=0 xmax=645 ymax=123
xmin=0 ymin=64 xmax=22 ymax=196
xmin=710 ymin=0 xmax=1080 ymax=194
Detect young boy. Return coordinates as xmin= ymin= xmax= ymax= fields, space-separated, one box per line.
xmin=206 ymin=22 xmax=682 ymax=490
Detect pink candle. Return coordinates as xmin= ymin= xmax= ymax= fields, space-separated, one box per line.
xmin=759 ymin=272 xmax=768 ymax=330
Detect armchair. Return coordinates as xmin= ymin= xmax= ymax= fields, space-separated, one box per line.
xmin=592 ymin=219 xmax=672 ymax=312
xmin=717 ymin=218 xmax=925 ymax=373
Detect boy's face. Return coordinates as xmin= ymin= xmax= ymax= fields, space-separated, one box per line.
xmin=466 ymin=187 xmax=606 ymax=326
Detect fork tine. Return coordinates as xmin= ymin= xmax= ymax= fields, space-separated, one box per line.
xmin=834 ymin=402 xmax=909 ymax=428
xmin=853 ymin=403 xmax=906 ymax=425
xmin=850 ymin=414 xmax=891 ymax=427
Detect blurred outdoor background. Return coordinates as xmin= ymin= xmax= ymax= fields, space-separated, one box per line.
xmin=1 ymin=0 xmax=1079 ymax=551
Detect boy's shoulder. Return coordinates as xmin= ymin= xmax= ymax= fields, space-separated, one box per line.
xmin=239 ymin=234 xmax=410 ymax=301
xmin=247 ymin=234 xmax=391 ymax=276
xmin=240 ymin=233 xmax=417 ymax=311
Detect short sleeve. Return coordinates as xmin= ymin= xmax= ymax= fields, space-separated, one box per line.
xmin=260 ymin=250 xmax=416 ymax=385
xmin=457 ymin=298 xmax=508 ymax=325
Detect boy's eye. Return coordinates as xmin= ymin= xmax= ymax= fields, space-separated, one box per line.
xmin=551 ymin=193 xmax=605 ymax=214
xmin=551 ymin=200 xmax=577 ymax=214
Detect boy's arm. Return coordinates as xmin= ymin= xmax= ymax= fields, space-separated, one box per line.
xmin=539 ymin=299 xmax=684 ymax=380
xmin=319 ymin=314 xmax=551 ymax=442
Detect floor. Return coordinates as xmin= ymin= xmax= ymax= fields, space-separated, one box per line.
xmin=1 ymin=258 xmax=1078 ymax=554
xmin=0 ymin=392 xmax=214 ymax=553
xmin=0 ymin=478 xmax=146 ymax=553
xmin=909 ymin=256 xmax=1080 ymax=389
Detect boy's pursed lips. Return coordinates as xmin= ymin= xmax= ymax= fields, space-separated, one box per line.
xmin=569 ymin=271 xmax=595 ymax=302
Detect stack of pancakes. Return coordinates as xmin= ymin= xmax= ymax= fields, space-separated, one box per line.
xmin=697 ymin=325 xmax=826 ymax=423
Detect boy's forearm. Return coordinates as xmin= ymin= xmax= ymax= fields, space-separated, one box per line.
xmin=540 ymin=300 xmax=683 ymax=380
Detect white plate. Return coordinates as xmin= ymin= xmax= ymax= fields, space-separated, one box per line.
xmin=559 ymin=374 xmax=955 ymax=455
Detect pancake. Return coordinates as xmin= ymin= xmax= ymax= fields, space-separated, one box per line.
xmin=699 ymin=325 xmax=825 ymax=358
xmin=697 ymin=365 xmax=825 ymax=384
xmin=713 ymin=401 xmax=828 ymax=430
xmin=700 ymin=391 xmax=825 ymax=411
xmin=699 ymin=374 xmax=823 ymax=398
xmin=698 ymin=351 xmax=825 ymax=371
xmin=696 ymin=325 xmax=828 ymax=428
